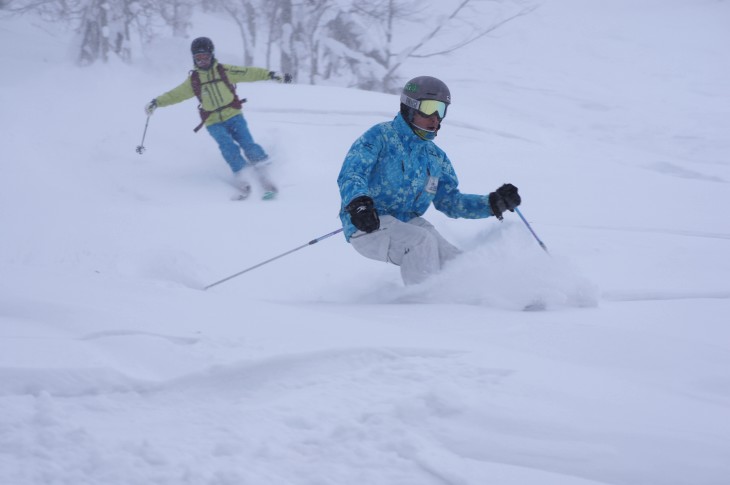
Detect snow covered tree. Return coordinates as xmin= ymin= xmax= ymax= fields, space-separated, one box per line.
xmin=76 ymin=0 xmax=133 ymax=65
xmin=6 ymin=0 xmax=535 ymax=87
xmin=329 ymin=0 xmax=538 ymax=92
xmin=206 ymin=0 xmax=258 ymax=65
xmin=5 ymin=0 xmax=192 ymax=65
xmin=316 ymin=5 xmax=391 ymax=89
xmin=276 ymin=0 xmax=295 ymax=77
xmin=255 ymin=0 xmax=537 ymax=92
xmin=155 ymin=0 xmax=195 ymax=38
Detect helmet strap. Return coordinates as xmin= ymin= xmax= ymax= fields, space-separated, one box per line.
xmin=400 ymin=103 xmax=414 ymax=123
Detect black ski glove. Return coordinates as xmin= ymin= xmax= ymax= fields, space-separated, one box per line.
xmin=345 ymin=195 xmax=380 ymax=233
xmin=268 ymin=71 xmax=293 ymax=84
xmin=488 ymin=183 xmax=521 ymax=220
xmin=144 ymin=98 xmax=157 ymax=116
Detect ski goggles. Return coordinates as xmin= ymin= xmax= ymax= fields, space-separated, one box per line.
xmin=401 ymin=94 xmax=448 ymax=119
xmin=417 ymin=99 xmax=448 ymax=119
xmin=193 ymin=52 xmax=212 ymax=63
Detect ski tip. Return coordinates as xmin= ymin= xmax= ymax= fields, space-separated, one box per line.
xmin=262 ymin=191 xmax=277 ymax=200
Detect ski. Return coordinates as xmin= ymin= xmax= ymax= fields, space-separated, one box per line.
xmin=231 ymin=184 xmax=252 ymax=201
xmin=229 ymin=165 xmax=278 ymax=200
xmin=230 ymin=188 xmax=278 ymax=201
xmin=253 ymin=164 xmax=278 ymax=200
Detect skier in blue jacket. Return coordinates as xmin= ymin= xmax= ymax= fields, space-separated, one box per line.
xmin=337 ymin=76 xmax=521 ymax=285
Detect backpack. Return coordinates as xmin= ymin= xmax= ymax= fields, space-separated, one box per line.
xmin=189 ymin=63 xmax=246 ymax=132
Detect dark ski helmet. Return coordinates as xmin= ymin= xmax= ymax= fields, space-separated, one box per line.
xmin=191 ymin=37 xmax=214 ymax=55
xmin=400 ymin=76 xmax=451 ymax=122
xmin=191 ymin=37 xmax=215 ymax=70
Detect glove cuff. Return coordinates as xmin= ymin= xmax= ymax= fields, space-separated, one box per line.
xmin=488 ymin=192 xmax=505 ymax=220
xmin=346 ymin=195 xmax=374 ymax=213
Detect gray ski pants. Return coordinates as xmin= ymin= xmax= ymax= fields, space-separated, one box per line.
xmin=349 ymin=215 xmax=461 ymax=285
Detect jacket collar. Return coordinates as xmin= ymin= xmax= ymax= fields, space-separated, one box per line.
xmin=393 ymin=112 xmax=429 ymax=142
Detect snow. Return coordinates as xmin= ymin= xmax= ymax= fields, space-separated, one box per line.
xmin=2 ymin=1 xmax=730 ymax=484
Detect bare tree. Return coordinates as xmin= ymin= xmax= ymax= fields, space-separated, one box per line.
xmin=156 ymin=0 xmax=195 ymax=38
xmin=346 ymin=0 xmax=539 ymax=92
xmin=256 ymin=0 xmax=537 ymax=92
xmin=6 ymin=0 xmax=191 ymax=65
xmin=277 ymin=0 xmax=295 ymax=75
xmin=6 ymin=0 xmax=536 ymax=87
xmin=76 ymin=0 xmax=134 ymax=65
xmin=406 ymin=2 xmax=539 ymax=60
xmin=290 ymin=0 xmax=336 ymax=85
xmin=207 ymin=0 xmax=259 ymax=65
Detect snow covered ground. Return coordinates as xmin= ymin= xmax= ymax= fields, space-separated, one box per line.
xmin=2 ymin=1 xmax=730 ymax=484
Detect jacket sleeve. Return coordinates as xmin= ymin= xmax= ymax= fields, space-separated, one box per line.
xmin=432 ymin=154 xmax=494 ymax=219
xmin=337 ymin=125 xmax=383 ymax=207
xmin=222 ymin=65 xmax=272 ymax=83
xmin=155 ymin=78 xmax=196 ymax=107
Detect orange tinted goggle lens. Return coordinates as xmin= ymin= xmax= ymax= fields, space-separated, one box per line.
xmin=418 ymin=100 xmax=447 ymax=119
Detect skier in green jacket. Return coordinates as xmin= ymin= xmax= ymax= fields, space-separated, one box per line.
xmin=144 ymin=37 xmax=292 ymax=200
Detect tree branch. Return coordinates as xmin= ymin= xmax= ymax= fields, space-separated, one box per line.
xmin=409 ymin=5 xmax=539 ymax=58
xmin=384 ymin=0 xmax=473 ymax=79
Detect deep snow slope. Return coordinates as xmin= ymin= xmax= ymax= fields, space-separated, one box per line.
xmin=1 ymin=1 xmax=730 ymax=484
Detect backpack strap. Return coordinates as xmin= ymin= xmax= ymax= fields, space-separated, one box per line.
xmin=189 ymin=65 xmax=246 ymax=132
xmin=190 ymin=69 xmax=202 ymax=99
xmin=215 ymin=64 xmax=241 ymax=104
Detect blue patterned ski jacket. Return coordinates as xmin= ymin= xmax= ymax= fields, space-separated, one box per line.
xmin=338 ymin=113 xmax=495 ymax=241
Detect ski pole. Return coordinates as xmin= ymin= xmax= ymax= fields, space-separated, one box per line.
xmin=203 ymin=228 xmax=344 ymax=290
xmin=136 ymin=115 xmax=151 ymax=154
xmin=514 ymin=207 xmax=549 ymax=253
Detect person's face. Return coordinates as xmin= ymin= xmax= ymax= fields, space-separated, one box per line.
xmin=194 ymin=52 xmax=213 ymax=69
xmin=411 ymin=110 xmax=441 ymax=132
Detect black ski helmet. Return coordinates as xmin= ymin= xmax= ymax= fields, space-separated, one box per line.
xmin=400 ymin=76 xmax=451 ymax=122
xmin=191 ymin=37 xmax=214 ymax=55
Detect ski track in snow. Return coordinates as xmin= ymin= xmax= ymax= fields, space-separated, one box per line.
xmin=0 ymin=345 xmax=682 ymax=485
xmin=641 ymin=161 xmax=728 ymax=184
xmin=252 ymin=106 xmax=538 ymax=144
xmin=552 ymin=223 xmax=730 ymax=241
xmin=602 ymin=289 xmax=730 ymax=303
xmin=1 ymin=347 xmax=536 ymax=485
xmin=80 ymin=329 xmax=201 ymax=346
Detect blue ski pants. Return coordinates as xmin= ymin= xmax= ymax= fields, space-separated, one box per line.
xmin=206 ymin=114 xmax=268 ymax=173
